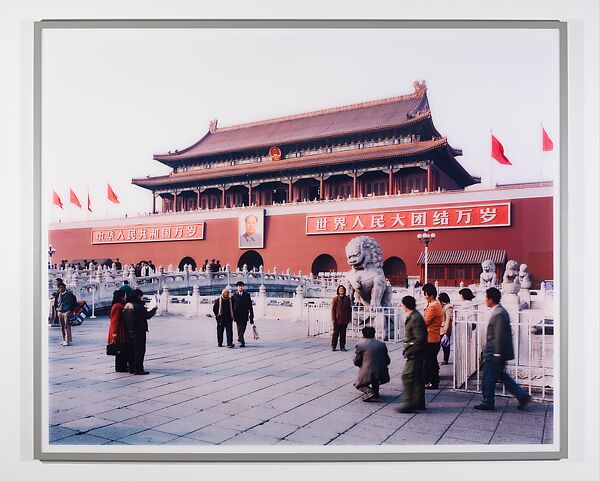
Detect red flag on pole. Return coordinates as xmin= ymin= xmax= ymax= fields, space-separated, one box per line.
xmin=107 ymin=183 xmax=120 ymax=204
xmin=53 ymin=191 xmax=63 ymax=209
xmin=491 ymin=134 xmax=512 ymax=165
xmin=542 ymin=127 xmax=554 ymax=152
xmin=70 ymin=188 xmax=82 ymax=208
xmin=87 ymin=191 xmax=92 ymax=212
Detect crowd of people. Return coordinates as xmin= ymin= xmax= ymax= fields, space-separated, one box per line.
xmin=52 ymin=275 xmax=532 ymax=413
xmin=329 ymin=282 xmax=532 ymax=413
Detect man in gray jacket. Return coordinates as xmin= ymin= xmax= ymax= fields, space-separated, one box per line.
xmin=474 ymin=287 xmax=532 ymax=410
xmin=353 ymin=326 xmax=390 ymax=402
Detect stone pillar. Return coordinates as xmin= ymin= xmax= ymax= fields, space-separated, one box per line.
xmin=518 ymin=287 xmax=531 ymax=309
xmin=159 ymin=287 xmax=170 ymax=314
xmin=256 ymin=284 xmax=267 ymax=319
xmin=293 ymin=284 xmax=304 ymax=321
xmin=192 ymin=285 xmax=199 ymax=315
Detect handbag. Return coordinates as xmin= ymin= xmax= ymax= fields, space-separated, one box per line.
xmin=252 ymin=324 xmax=259 ymax=340
xmin=106 ymin=342 xmax=125 ymax=356
xmin=440 ymin=334 xmax=450 ymax=348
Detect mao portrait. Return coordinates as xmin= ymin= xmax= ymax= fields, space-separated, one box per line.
xmin=239 ymin=212 xmax=264 ymax=249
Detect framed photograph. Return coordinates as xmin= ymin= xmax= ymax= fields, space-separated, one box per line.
xmin=239 ymin=210 xmax=265 ymax=249
xmin=35 ymin=19 xmax=566 ymax=463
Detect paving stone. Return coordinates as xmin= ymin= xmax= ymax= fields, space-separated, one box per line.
xmin=96 ymin=407 xmax=146 ymax=423
xmin=126 ymin=399 xmax=172 ymax=414
xmin=328 ymin=433 xmax=380 ymax=445
xmin=87 ymin=422 xmax=147 ymax=441
xmin=284 ymin=426 xmax=338 ymax=444
xmin=441 ymin=425 xmax=494 ymax=444
xmin=59 ymin=416 xmax=113 ymax=433
xmin=245 ymin=421 xmax=298 ymax=439
xmin=161 ymin=436 xmax=216 ymax=445
xmin=122 ymin=412 xmax=175 ymax=429
xmin=209 ymin=414 xmax=264 ymax=432
xmin=221 ymin=432 xmax=280 ymax=445
xmin=48 ymin=425 xmax=78 ymax=442
xmin=52 ymin=433 xmax=111 ymax=445
xmin=494 ymin=420 xmax=544 ymax=438
xmin=490 ymin=432 xmax=542 ymax=444
xmin=119 ymin=429 xmax=179 ymax=445
xmin=436 ymin=436 xmax=485 ymax=445
xmin=186 ymin=425 xmax=239 ymax=444
xmin=384 ymin=431 xmax=440 ymax=445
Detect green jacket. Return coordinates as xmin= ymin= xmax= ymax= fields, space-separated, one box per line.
xmin=403 ymin=309 xmax=427 ymax=359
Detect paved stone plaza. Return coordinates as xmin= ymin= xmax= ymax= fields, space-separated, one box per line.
xmin=48 ymin=313 xmax=553 ymax=446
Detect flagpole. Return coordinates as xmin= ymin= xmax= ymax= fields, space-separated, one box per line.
xmin=106 ymin=181 xmax=109 ymax=219
xmin=540 ymin=122 xmax=544 ymax=182
xmin=490 ymin=128 xmax=494 ymax=189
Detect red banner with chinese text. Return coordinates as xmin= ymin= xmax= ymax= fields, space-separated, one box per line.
xmin=306 ymin=203 xmax=510 ymax=235
xmin=91 ymin=223 xmax=205 ymax=244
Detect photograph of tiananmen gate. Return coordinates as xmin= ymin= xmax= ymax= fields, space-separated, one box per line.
xmin=49 ymin=82 xmax=553 ymax=288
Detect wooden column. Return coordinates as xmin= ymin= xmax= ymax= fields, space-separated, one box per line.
xmin=427 ymin=163 xmax=432 ymax=192
xmin=173 ymin=191 xmax=178 ymax=212
xmin=288 ymin=179 xmax=293 ymax=202
xmin=152 ymin=193 xmax=156 ymax=214
xmin=319 ymin=176 xmax=324 ymax=200
xmin=388 ymin=168 xmax=393 ymax=195
xmin=248 ymin=183 xmax=253 ymax=206
xmin=353 ymin=171 xmax=357 ymax=198
xmin=196 ymin=189 xmax=201 ymax=209
xmin=221 ymin=186 xmax=226 ymax=207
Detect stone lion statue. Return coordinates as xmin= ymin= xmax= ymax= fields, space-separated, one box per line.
xmin=502 ymin=259 xmax=521 ymax=294
xmin=345 ymin=236 xmax=391 ymax=308
xmin=519 ymin=263 xmax=532 ymax=289
xmin=479 ymin=259 xmax=498 ymax=289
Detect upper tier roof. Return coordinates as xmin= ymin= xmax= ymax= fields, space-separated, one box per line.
xmin=154 ymin=81 xmax=433 ymax=163
xmin=134 ymin=138 xmax=475 ymax=189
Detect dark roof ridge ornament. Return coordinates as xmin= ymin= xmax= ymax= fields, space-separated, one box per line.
xmin=407 ymin=80 xmax=430 ymax=119
xmin=209 ymin=119 xmax=218 ymax=133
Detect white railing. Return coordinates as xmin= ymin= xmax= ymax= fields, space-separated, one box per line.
xmin=306 ymin=304 xmax=403 ymax=343
xmin=351 ymin=306 xmax=403 ymax=343
xmin=453 ymin=307 xmax=554 ymax=401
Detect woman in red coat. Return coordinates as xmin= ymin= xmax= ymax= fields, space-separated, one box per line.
xmin=108 ymin=290 xmax=128 ymax=372
xmin=331 ymin=285 xmax=352 ymax=351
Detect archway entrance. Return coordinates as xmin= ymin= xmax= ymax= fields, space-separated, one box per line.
xmin=238 ymin=250 xmax=264 ymax=271
xmin=178 ymin=256 xmax=197 ymax=271
xmin=383 ymin=256 xmax=407 ymax=287
xmin=311 ymin=254 xmax=338 ymax=275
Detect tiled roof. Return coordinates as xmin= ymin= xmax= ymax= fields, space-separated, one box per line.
xmin=417 ymin=250 xmax=507 ymax=265
xmin=134 ymin=139 xmax=449 ymax=188
xmin=154 ymin=86 xmax=431 ymax=161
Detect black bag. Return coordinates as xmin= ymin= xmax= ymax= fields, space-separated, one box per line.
xmin=106 ymin=342 xmax=125 ymax=356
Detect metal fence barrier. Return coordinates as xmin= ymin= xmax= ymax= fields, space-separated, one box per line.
xmin=453 ymin=307 xmax=554 ymax=401
xmin=306 ymin=302 xmax=403 ymax=344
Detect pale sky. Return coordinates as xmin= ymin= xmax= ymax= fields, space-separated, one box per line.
xmin=42 ymin=27 xmax=560 ymax=222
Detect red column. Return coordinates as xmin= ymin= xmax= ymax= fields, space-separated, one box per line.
xmin=248 ymin=183 xmax=253 ymax=206
xmin=427 ymin=163 xmax=432 ymax=192
xmin=152 ymin=193 xmax=156 ymax=214
xmin=221 ymin=186 xmax=226 ymax=207
xmin=353 ymin=172 xmax=357 ymax=198
xmin=388 ymin=168 xmax=393 ymax=195
xmin=288 ymin=179 xmax=293 ymax=202
xmin=196 ymin=189 xmax=200 ymax=209
xmin=173 ymin=191 xmax=178 ymax=212
xmin=319 ymin=176 xmax=324 ymax=200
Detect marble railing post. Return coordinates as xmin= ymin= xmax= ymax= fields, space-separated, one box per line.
xmin=159 ymin=287 xmax=170 ymax=314
xmin=256 ymin=284 xmax=266 ymax=319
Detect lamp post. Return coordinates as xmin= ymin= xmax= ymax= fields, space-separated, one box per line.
xmin=48 ymin=245 xmax=56 ymax=268
xmin=417 ymin=228 xmax=436 ymax=285
xmin=89 ymin=284 xmax=97 ymax=319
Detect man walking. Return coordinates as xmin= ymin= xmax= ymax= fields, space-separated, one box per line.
xmin=422 ymin=283 xmax=444 ymax=389
xmin=397 ymin=295 xmax=427 ymax=413
xmin=56 ymin=282 xmax=77 ymax=346
xmin=122 ymin=289 xmax=157 ymax=375
xmin=213 ymin=288 xmax=236 ymax=348
xmin=353 ymin=326 xmax=390 ymax=402
xmin=233 ymin=281 xmax=254 ymax=347
xmin=474 ymin=287 xmax=532 ymax=411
